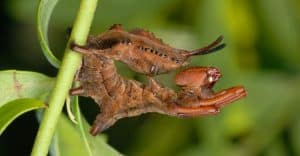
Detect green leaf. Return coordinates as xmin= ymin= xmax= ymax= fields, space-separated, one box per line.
xmin=0 ymin=98 xmax=45 ymax=135
xmin=291 ymin=118 xmax=300 ymax=156
xmin=72 ymin=97 xmax=121 ymax=156
xmin=0 ymin=70 xmax=53 ymax=135
xmin=34 ymin=98 xmax=120 ymax=156
xmin=50 ymin=114 xmax=91 ymax=156
xmin=49 ymin=113 xmax=121 ymax=156
xmin=37 ymin=0 xmax=61 ymax=68
xmin=0 ymin=70 xmax=55 ymax=106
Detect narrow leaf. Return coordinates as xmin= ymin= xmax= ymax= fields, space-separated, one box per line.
xmin=37 ymin=0 xmax=61 ymax=68
xmin=0 ymin=98 xmax=45 ymax=135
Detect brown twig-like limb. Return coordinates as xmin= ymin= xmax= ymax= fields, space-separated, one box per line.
xmin=186 ymin=35 xmax=226 ymax=56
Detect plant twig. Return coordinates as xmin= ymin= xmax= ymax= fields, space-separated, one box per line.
xmin=31 ymin=0 xmax=98 ymax=155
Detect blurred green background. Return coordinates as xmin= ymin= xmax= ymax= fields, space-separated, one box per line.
xmin=1 ymin=0 xmax=300 ymax=155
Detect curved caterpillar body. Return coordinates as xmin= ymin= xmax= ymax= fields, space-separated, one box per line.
xmin=70 ymin=44 xmax=247 ymax=135
xmin=81 ymin=24 xmax=226 ymax=76
xmin=71 ymin=52 xmax=176 ymax=135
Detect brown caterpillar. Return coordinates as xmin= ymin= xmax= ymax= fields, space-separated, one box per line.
xmin=70 ymin=44 xmax=247 ymax=135
xmin=76 ymin=24 xmax=226 ymax=76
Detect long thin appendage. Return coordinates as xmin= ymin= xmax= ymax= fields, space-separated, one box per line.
xmin=167 ymin=104 xmax=219 ymax=118
xmin=203 ymin=43 xmax=226 ymax=55
xmin=184 ymin=86 xmax=246 ymax=108
xmin=165 ymin=86 xmax=246 ymax=118
xmin=214 ymin=87 xmax=247 ymax=108
xmin=70 ymin=42 xmax=111 ymax=57
xmin=69 ymin=86 xmax=84 ymax=96
xmin=70 ymin=42 xmax=91 ymax=55
xmin=186 ymin=35 xmax=225 ymax=56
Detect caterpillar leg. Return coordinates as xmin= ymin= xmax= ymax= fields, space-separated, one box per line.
xmin=69 ymin=86 xmax=84 ymax=96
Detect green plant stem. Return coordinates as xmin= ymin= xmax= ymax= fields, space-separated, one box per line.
xmin=31 ymin=0 xmax=98 ymax=156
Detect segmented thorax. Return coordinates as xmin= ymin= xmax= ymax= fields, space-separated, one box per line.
xmin=78 ymin=54 xmax=119 ymax=105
